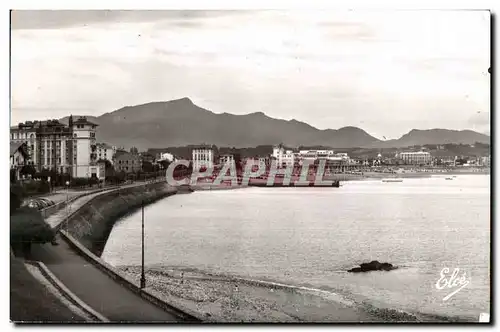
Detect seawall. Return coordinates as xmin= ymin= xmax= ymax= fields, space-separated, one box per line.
xmin=64 ymin=182 xmax=177 ymax=257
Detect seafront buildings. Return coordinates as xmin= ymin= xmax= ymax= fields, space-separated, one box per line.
xmin=219 ymin=154 xmax=235 ymax=166
xmin=114 ymin=151 xmax=142 ymax=173
xmin=397 ymin=151 xmax=432 ymax=165
xmin=96 ymin=143 xmax=115 ymax=165
xmin=192 ymin=145 xmax=214 ymax=170
xmin=272 ymin=144 xmax=353 ymax=168
xmin=9 ymin=116 xmax=103 ymax=178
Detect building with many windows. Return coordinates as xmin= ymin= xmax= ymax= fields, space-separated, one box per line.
xmin=272 ymin=144 xmax=296 ymax=167
xmin=96 ymin=143 xmax=115 ymax=165
xmin=114 ymin=152 xmax=142 ymax=173
xmin=192 ymin=145 xmax=214 ymax=170
xmin=218 ymin=154 xmax=234 ymax=166
xmin=10 ymin=116 xmax=101 ymax=178
xmin=397 ymin=151 xmax=432 ymax=165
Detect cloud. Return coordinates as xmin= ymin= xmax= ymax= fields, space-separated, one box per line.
xmin=10 ymin=10 xmax=249 ymax=30
xmin=10 ymin=10 xmax=491 ymax=138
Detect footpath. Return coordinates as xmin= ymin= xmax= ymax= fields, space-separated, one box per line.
xmin=28 ymin=182 xmax=184 ymax=322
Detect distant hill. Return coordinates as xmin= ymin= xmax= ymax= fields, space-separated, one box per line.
xmin=378 ymin=129 xmax=490 ymax=148
xmin=59 ymin=98 xmax=490 ymax=150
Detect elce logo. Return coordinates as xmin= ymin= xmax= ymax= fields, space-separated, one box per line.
xmin=435 ymin=267 xmax=471 ymax=301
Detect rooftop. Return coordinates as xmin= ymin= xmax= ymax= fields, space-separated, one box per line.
xmin=191 ymin=144 xmax=214 ymax=150
xmin=10 ymin=142 xmax=27 ymax=156
xmin=73 ymin=116 xmax=98 ymax=126
xmin=96 ymin=142 xmax=113 ymax=149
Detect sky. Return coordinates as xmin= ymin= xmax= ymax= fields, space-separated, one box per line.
xmin=10 ymin=10 xmax=491 ymax=139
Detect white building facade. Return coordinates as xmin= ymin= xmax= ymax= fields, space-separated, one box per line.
xmin=192 ymin=145 xmax=214 ymax=170
xmin=398 ymin=151 xmax=432 ymax=165
xmin=96 ymin=143 xmax=115 ymax=165
xmin=10 ymin=116 xmax=101 ymax=179
xmin=219 ymin=154 xmax=234 ymax=166
xmin=158 ymin=152 xmax=175 ymax=163
xmin=72 ymin=117 xmax=99 ymax=178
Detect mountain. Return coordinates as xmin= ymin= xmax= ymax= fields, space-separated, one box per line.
xmin=379 ymin=129 xmax=491 ymax=148
xmin=59 ymin=98 xmax=490 ymax=150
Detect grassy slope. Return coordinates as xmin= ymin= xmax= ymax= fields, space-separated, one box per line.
xmin=10 ymin=256 xmax=85 ymax=323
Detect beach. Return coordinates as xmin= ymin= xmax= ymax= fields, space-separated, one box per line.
xmin=117 ymin=265 xmax=473 ymax=323
xmin=118 ymin=265 xmax=422 ymax=322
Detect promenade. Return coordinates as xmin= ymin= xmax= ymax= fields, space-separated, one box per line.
xmin=27 ymin=184 xmax=185 ymax=322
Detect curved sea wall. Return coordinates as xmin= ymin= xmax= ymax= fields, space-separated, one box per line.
xmin=64 ymin=182 xmax=177 ymax=257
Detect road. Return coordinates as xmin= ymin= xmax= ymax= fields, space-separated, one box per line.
xmin=29 ymin=182 xmax=185 ymax=322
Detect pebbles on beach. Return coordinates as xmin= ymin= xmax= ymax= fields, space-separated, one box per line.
xmin=118 ymin=265 xmax=384 ymax=322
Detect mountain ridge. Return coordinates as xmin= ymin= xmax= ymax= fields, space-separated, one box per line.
xmin=58 ymin=98 xmax=490 ymax=150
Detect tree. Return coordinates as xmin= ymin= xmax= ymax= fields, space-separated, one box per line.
xmin=20 ymin=165 xmax=36 ymax=178
xmin=10 ymin=184 xmax=24 ymax=213
xmin=142 ymin=160 xmax=154 ymax=173
xmin=158 ymin=159 xmax=171 ymax=170
xmin=10 ymin=207 xmax=55 ymax=257
xmin=98 ymin=159 xmax=114 ymax=172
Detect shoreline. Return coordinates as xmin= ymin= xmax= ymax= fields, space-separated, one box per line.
xmin=189 ymin=171 xmax=489 ymax=190
xmin=116 ymin=265 xmax=472 ymax=323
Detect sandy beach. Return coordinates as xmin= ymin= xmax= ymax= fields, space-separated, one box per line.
xmin=118 ymin=266 xmax=387 ymax=322
xmin=116 ymin=266 xmax=470 ymax=323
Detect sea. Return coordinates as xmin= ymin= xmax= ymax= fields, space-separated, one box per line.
xmin=101 ymin=174 xmax=490 ymax=321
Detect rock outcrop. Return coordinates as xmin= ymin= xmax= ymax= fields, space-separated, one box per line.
xmin=347 ymin=260 xmax=397 ymax=273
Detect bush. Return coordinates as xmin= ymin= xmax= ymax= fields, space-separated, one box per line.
xmin=10 ymin=184 xmax=25 ymax=213
xmin=71 ymin=177 xmax=89 ymax=187
xmin=37 ymin=180 xmax=50 ymax=194
xmin=10 ymin=169 xmax=17 ymax=183
xmin=10 ymin=207 xmax=55 ymax=257
xmin=17 ymin=180 xmax=51 ymax=196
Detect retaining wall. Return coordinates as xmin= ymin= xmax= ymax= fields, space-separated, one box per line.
xmin=64 ymin=182 xmax=177 ymax=257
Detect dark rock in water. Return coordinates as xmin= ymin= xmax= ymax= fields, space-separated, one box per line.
xmin=348 ymin=260 xmax=397 ymax=273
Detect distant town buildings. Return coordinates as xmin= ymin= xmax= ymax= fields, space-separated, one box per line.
xmin=114 ymin=151 xmax=142 ymax=173
xmin=397 ymin=151 xmax=432 ymax=165
xmin=10 ymin=116 xmax=102 ymax=178
xmin=192 ymin=145 xmax=214 ymax=170
xmin=218 ymin=154 xmax=235 ymax=166
xmin=272 ymin=145 xmax=353 ymax=168
xmin=481 ymin=155 xmax=491 ymax=167
xmin=157 ymin=152 xmax=176 ymax=163
xmin=96 ymin=143 xmax=115 ymax=165
xmin=139 ymin=152 xmax=155 ymax=164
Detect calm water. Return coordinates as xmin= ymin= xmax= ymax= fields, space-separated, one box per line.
xmin=102 ymin=174 xmax=490 ymax=320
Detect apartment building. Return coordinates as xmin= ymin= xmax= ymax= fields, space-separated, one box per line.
xmin=272 ymin=144 xmax=296 ymax=167
xmin=398 ymin=151 xmax=432 ymax=165
xmin=10 ymin=116 xmax=101 ymax=178
xmin=192 ymin=145 xmax=214 ymax=170
xmin=218 ymin=154 xmax=234 ymax=166
xmin=114 ymin=152 xmax=142 ymax=173
xmin=96 ymin=143 xmax=115 ymax=165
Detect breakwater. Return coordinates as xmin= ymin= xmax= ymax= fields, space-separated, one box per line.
xmin=64 ymin=182 xmax=177 ymax=257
